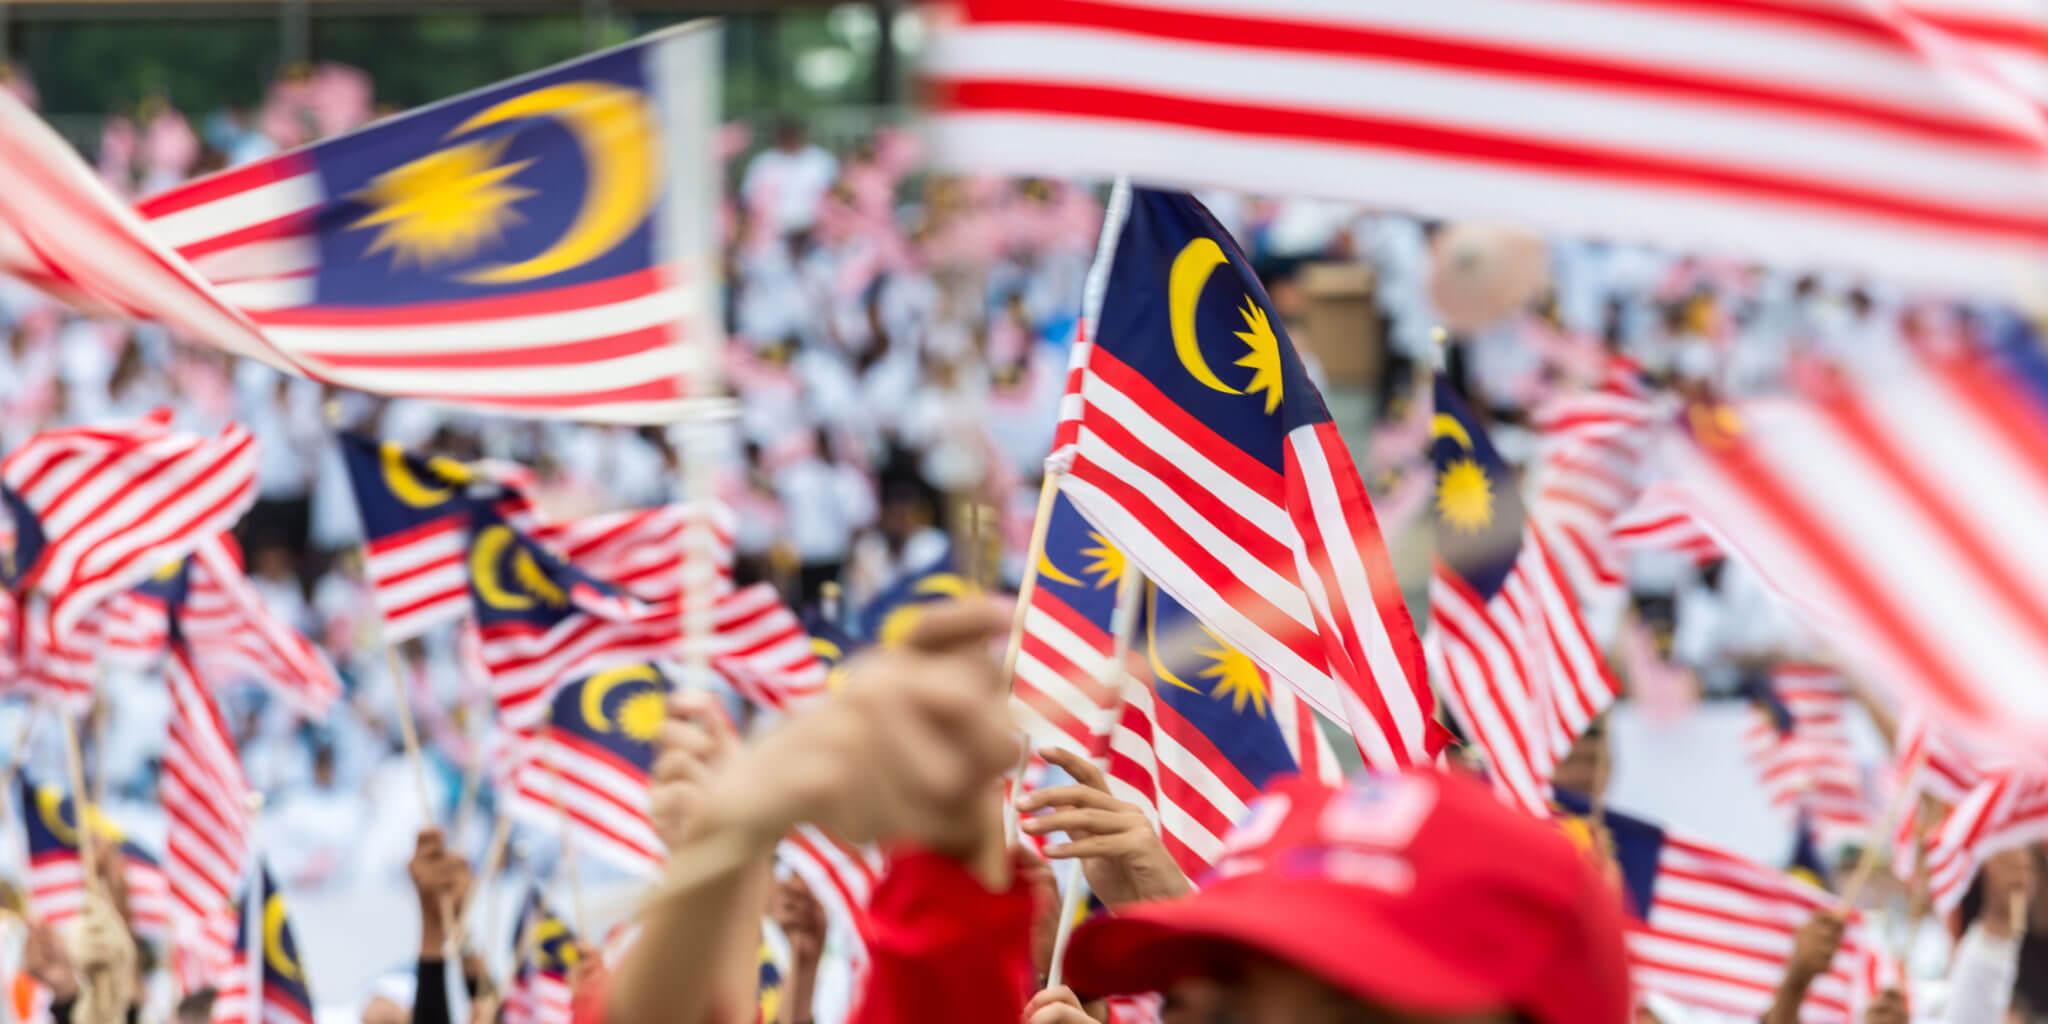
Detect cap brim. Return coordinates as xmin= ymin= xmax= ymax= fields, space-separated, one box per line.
xmin=1063 ymin=877 xmax=1508 ymax=1014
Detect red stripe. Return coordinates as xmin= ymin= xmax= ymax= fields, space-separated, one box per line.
xmin=134 ymin=153 xmax=312 ymax=218
xmin=961 ymin=0 xmax=2039 ymax=152
xmin=1306 ymin=421 xmax=1428 ymax=703
xmin=175 ymin=211 xmax=314 ymax=262
xmin=1085 ymin=349 xmax=1286 ymax=497
xmin=1433 ymin=574 xmax=1544 ymax=805
xmin=938 ymin=79 xmax=2048 ymax=241
xmin=1823 ymin=381 xmax=2048 ymax=648
xmin=250 ymin=267 xmax=668 ymax=327
xmin=306 ymin=324 xmax=677 ymax=372
xmin=1703 ymin=431 xmax=1994 ymax=721
xmin=395 ymin=375 xmax=687 ymax=412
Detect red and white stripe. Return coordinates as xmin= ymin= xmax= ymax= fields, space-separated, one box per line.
xmin=707 ymin=583 xmax=826 ymax=713
xmin=0 ymin=93 xmax=295 ymax=374
xmin=928 ymin=0 xmax=2048 ymax=298
xmin=1632 ymin=834 xmax=1882 ymax=1021
xmin=1926 ymin=769 xmax=2048 ymax=911
xmin=26 ymin=849 xmax=85 ymax=927
xmin=363 ymin=492 xmax=538 ymax=643
xmin=1528 ymin=366 xmax=1661 ymax=605
xmin=3 ymin=596 xmax=101 ymax=710
xmin=1666 ymin=351 xmax=2048 ymax=760
xmin=1061 ymin=184 xmax=1434 ymax=770
xmin=91 ymin=535 xmax=340 ymax=715
xmin=1429 ymin=518 xmax=1620 ymax=817
xmin=1613 ymin=483 xmax=1725 ymax=567
xmin=1104 ymin=666 xmax=1339 ymax=878
xmin=1742 ymin=666 xmax=1872 ymax=846
xmin=482 ymin=503 xmax=732 ymax=728
xmin=163 ymin=640 xmax=253 ymax=991
xmin=507 ymin=728 xmax=666 ymax=878
xmin=503 ymin=965 xmax=573 ymax=1024
xmin=2 ymin=411 xmax=257 ymax=644
xmin=1009 ymin=582 xmax=1127 ymax=759
xmin=1902 ymin=0 xmax=2048 ymax=104
xmin=776 ymin=826 xmax=883 ymax=968
xmin=122 ymin=852 xmax=173 ymax=942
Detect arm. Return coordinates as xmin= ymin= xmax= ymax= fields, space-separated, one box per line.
xmin=1942 ymin=849 xmax=2033 ymax=1024
xmin=607 ymin=601 xmax=1020 ymax=1024
xmin=1761 ymin=910 xmax=1843 ymax=1024
xmin=771 ymin=876 xmax=826 ymax=1024
xmin=408 ymin=827 xmax=470 ymax=1024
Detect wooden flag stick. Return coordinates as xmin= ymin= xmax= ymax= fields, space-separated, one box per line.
xmin=545 ymin=757 xmax=589 ymax=937
xmin=1044 ymin=865 xmax=1091 ymax=990
xmin=1000 ymin=472 xmax=1065 ymax=847
xmin=0 ymin=705 xmax=43 ymax=804
xmin=381 ymin=638 xmax=436 ymax=820
xmin=1840 ymin=743 xmax=1927 ymax=908
xmin=450 ymin=810 xmax=516 ymax=962
xmin=57 ymin=711 xmax=97 ymax=885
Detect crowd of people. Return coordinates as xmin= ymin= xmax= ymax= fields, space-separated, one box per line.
xmin=0 ymin=50 xmax=2044 ymax=1024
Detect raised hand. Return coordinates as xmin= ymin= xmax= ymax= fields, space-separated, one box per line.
xmin=1018 ymin=747 xmax=1191 ymax=907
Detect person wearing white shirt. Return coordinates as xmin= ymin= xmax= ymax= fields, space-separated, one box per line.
xmin=741 ymin=120 xmax=838 ymax=237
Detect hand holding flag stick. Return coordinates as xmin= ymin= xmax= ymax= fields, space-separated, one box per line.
xmin=1840 ymin=741 xmax=1928 ymax=908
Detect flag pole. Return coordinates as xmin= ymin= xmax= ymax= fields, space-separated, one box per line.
xmin=546 ymin=759 xmax=589 ymax=937
xmin=1840 ymin=743 xmax=1927 ymax=907
xmin=0 ymin=704 xmax=42 ymax=805
xmin=57 ymin=707 xmax=96 ymax=887
xmin=324 ymin=405 xmax=437 ymax=821
xmin=1044 ymin=865 xmax=1091 ymax=990
xmin=452 ymin=811 xmax=516 ymax=964
xmin=999 ymin=471 xmax=1064 ymax=846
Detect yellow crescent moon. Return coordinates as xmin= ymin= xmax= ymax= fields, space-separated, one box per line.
xmin=455 ymin=82 xmax=660 ymax=285
xmin=1144 ymin=583 xmax=1203 ymax=696
xmin=1036 ymin=551 xmax=1083 ymax=588
xmin=263 ymin=893 xmax=301 ymax=982
xmin=1168 ymin=238 xmax=1243 ymax=397
xmin=913 ymin=573 xmax=970 ymax=599
xmin=470 ymin=525 xmax=534 ymax=611
xmin=533 ymin=917 xmax=578 ymax=968
xmin=1430 ymin=414 xmax=1474 ymax=452
xmin=580 ymin=663 xmax=661 ymax=733
xmin=809 ymin=637 xmax=843 ymax=664
xmin=35 ymin=789 xmax=76 ymax=848
xmin=381 ymin=442 xmax=454 ymax=508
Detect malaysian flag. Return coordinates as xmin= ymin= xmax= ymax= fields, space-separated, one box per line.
xmin=15 ymin=777 xmax=168 ymax=938
xmin=163 ymin=633 xmax=254 ymax=993
xmin=507 ymin=663 xmax=670 ymax=876
xmin=775 ymin=825 xmax=883 ymax=975
xmin=93 ymin=536 xmax=340 ymax=714
xmin=1 ymin=411 xmax=255 ymax=647
xmin=130 ymin=28 xmax=723 ymax=422
xmin=1429 ymin=375 xmax=1619 ymax=817
xmin=214 ymin=865 xmax=314 ymax=1024
xmin=1555 ymin=791 xmax=1887 ymax=1021
xmin=0 ymin=92 xmax=289 ymax=371
xmin=1107 ymin=580 xmax=1341 ymax=878
xmin=1527 ymin=361 xmax=1661 ymax=608
xmin=505 ymin=889 xmax=578 ymax=1024
xmin=854 ymin=547 xmax=969 ymax=648
xmin=1055 ymin=185 xmax=1435 ymax=769
xmin=1009 ymin=491 xmax=1132 ymax=757
xmin=708 ymin=584 xmax=827 ymax=714
xmin=1664 ymin=344 xmax=2048 ymax=758
xmin=466 ymin=504 xmax=672 ymax=728
xmin=1927 ymin=769 xmax=2048 ymax=912
xmin=337 ymin=434 xmax=534 ymax=641
xmin=1741 ymin=666 xmax=1872 ymax=848
xmin=925 ymin=1 xmax=2048 ymax=298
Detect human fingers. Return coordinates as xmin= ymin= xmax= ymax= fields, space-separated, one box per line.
xmin=1018 ymin=784 xmax=1127 ymax=815
xmin=1024 ymin=986 xmax=1086 ymax=1015
xmin=900 ymin=598 xmax=1012 ymax=659
xmin=1020 ymin=807 xmax=1136 ymax=839
xmin=1038 ymin=747 xmax=1110 ymax=792
xmin=1042 ymin=834 xmax=1142 ymax=860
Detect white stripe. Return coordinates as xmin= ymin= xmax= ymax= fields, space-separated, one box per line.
xmin=260 ymin=287 xmax=685 ymax=355
xmin=309 ymin=345 xmax=692 ymax=397
xmin=144 ymin=173 xmax=322 ymax=249
xmin=927 ymin=26 xmax=2048 ymax=207
xmin=926 ymin=114 xmax=2048 ymax=298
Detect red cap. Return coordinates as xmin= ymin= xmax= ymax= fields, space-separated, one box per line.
xmin=1063 ymin=770 xmax=1632 ymax=1024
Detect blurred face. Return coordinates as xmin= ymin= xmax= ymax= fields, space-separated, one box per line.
xmin=1551 ymin=721 xmax=1610 ymax=801
xmin=1167 ymin=961 xmax=1514 ymax=1024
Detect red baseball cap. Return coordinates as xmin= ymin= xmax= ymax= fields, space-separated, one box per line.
xmin=1063 ymin=769 xmax=1632 ymax=1024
